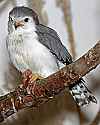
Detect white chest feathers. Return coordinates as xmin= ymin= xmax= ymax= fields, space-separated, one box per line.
xmin=7 ymin=31 xmax=59 ymax=77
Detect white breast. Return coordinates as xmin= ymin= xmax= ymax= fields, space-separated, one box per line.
xmin=7 ymin=31 xmax=59 ymax=77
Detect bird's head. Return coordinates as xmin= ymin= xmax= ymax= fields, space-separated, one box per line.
xmin=8 ymin=6 xmax=39 ymax=34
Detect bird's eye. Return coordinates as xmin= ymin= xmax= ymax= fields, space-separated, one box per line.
xmin=24 ymin=18 xmax=29 ymax=22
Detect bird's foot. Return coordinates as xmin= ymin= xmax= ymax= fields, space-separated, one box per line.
xmin=22 ymin=69 xmax=43 ymax=87
xmin=30 ymin=73 xmax=44 ymax=82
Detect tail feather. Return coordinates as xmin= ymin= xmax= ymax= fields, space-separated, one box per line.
xmin=69 ymin=79 xmax=97 ymax=106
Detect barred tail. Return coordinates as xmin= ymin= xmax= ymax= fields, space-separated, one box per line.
xmin=69 ymin=79 xmax=97 ymax=106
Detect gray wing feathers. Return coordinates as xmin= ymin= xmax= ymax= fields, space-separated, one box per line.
xmin=36 ymin=24 xmax=72 ymax=64
xmin=36 ymin=25 xmax=97 ymax=107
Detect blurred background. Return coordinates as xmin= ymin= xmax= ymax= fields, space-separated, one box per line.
xmin=0 ymin=0 xmax=100 ymax=125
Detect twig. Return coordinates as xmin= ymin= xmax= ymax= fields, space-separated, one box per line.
xmin=90 ymin=110 xmax=100 ymax=125
xmin=0 ymin=41 xmax=100 ymax=122
xmin=32 ymin=0 xmax=48 ymax=25
xmin=56 ymin=0 xmax=76 ymax=59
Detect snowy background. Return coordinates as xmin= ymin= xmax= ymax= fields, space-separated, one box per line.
xmin=0 ymin=0 xmax=100 ymax=125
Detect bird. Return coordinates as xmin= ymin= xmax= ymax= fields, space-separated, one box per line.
xmin=6 ymin=6 xmax=97 ymax=106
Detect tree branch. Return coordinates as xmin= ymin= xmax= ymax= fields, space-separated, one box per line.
xmin=0 ymin=41 xmax=100 ymax=122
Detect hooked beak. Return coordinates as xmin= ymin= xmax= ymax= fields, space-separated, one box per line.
xmin=14 ymin=21 xmax=24 ymax=29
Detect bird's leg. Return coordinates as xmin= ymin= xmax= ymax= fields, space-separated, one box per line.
xmin=22 ymin=69 xmax=44 ymax=87
xmin=30 ymin=73 xmax=44 ymax=82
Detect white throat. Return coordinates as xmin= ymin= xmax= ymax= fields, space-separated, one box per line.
xmin=15 ymin=21 xmax=36 ymax=35
xmin=7 ymin=26 xmax=59 ymax=77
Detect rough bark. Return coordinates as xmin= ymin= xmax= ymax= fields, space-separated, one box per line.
xmin=0 ymin=41 xmax=100 ymax=123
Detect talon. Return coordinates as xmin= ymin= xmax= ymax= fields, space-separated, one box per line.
xmin=22 ymin=69 xmax=32 ymax=79
xmin=21 ymin=69 xmax=44 ymax=87
xmin=29 ymin=73 xmax=44 ymax=83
